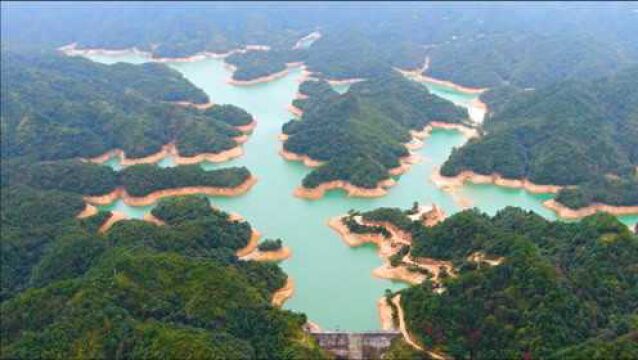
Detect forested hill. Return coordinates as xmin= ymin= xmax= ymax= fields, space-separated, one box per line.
xmin=282 ymin=73 xmax=468 ymax=189
xmin=365 ymin=206 xmax=638 ymax=359
xmin=441 ymin=66 xmax=638 ymax=208
xmin=4 ymin=3 xmax=637 ymax=87
xmin=1 ymin=4 xmax=314 ymax=57
xmin=2 ymin=52 xmax=253 ymax=161
xmin=1 ymin=160 xmax=252 ymax=198
xmin=1 ymin=193 xmax=325 ymax=358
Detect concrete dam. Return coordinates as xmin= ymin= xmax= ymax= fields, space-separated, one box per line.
xmin=309 ymin=331 xmax=401 ymax=359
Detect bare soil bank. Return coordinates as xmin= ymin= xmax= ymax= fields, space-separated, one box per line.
xmin=431 ymin=169 xmax=562 ymax=194
xmin=272 ymin=277 xmax=295 ymax=307
xmin=294 ymin=180 xmax=395 ymax=200
xmin=544 ymin=199 xmax=638 ymax=219
xmin=83 ymin=176 xmax=258 ymax=207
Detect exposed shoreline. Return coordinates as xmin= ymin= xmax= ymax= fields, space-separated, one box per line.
xmin=377 ymin=297 xmax=396 ymax=331
xmin=327 ymin=216 xmax=385 ymax=248
xmin=372 ymin=263 xmax=428 ymax=285
xmin=58 ymin=42 xmax=269 ymax=63
xmin=235 ymin=118 xmax=258 ymax=133
xmin=326 ymin=78 xmax=366 ymax=86
xmin=86 ymin=144 xmax=173 ymax=167
xmin=235 ymin=229 xmax=261 ymax=257
xmin=294 ymin=92 xmax=309 ymax=100
xmin=389 ymin=153 xmax=422 ymax=176
xmin=294 ymin=179 xmax=395 ymax=200
xmin=171 ymin=145 xmax=244 ymax=165
xmin=86 ymin=116 xmax=255 ymax=167
xmin=431 ymin=168 xmax=563 ymax=194
xmin=272 ymin=277 xmax=295 ymax=307
xmin=287 ymin=104 xmax=304 ymax=117
xmin=240 ymin=246 xmax=292 ymax=262
xmin=293 ymin=31 xmax=322 ymax=50
xmin=83 ymin=176 xmax=258 ymax=207
xmin=143 ymin=213 xmax=166 ymax=226
xmin=297 ymin=69 xmax=315 ymax=83
xmin=277 ymin=133 xmax=324 ymax=167
xmin=98 ymin=211 xmax=127 ymax=233
xmin=83 ymin=188 xmax=124 ymax=206
xmin=278 ymin=120 xmax=473 ymax=182
xmin=76 ymin=203 xmax=98 ymax=219
xmin=328 ymin=207 xmax=451 ymax=286
xmin=227 ymin=67 xmax=289 ymax=86
xmin=424 ymin=121 xmax=479 ymax=139
xmin=394 ymin=55 xmax=431 ymax=78
xmin=543 ymin=199 xmax=638 ymax=219
xmin=411 ymin=73 xmax=486 ymax=95
xmin=279 ymin=148 xmax=324 ymax=168
xmin=227 ymin=62 xmax=305 ymax=86
xmin=396 ymin=58 xmax=489 ymax=124
xmin=172 ymin=100 xmax=215 ymax=110
xmin=280 ymin=125 xmax=469 ymax=199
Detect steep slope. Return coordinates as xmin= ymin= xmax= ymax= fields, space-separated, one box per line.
xmin=1 ymin=52 xmax=253 ymax=161
xmin=348 ymin=205 xmax=638 ymax=359
xmin=4 ymin=4 xmax=637 ymax=86
xmin=441 ymin=66 xmax=638 ymax=208
xmin=282 ymin=73 xmax=468 ymax=193
xmin=0 ymin=195 xmax=325 ymax=358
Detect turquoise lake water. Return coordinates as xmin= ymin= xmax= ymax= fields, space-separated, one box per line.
xmin=85 ymin=52 xmax=638 ymax=331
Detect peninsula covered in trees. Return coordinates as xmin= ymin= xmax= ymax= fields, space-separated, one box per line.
xmin=1 ymin=194 xmax=325 ymax=358
xmin=349 ymin=205 xmax=638 ymax=359
xmin=402 ymin=208 xmax=637 ymax=359
xmin=441 ymin=66 xmax=638 ymax=208
xmin=291 ymin=79 xmax=339 ymax=113
xmin=225 ymin=49 xmax=306 ymax=81
xmin=2 ymin=160 xmax=253 ymax=199
xmin=2 ymin=51 xmax=253 ymax=161
xmin=282 ymin=73 xmax=468 ymax=191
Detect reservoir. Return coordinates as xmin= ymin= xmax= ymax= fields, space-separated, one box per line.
xmin=86 ymin=52 xmax=638 ymax=331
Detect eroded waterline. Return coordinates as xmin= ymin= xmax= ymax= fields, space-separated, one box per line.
xmin=82 ymin=51 xmax=638 ymax=331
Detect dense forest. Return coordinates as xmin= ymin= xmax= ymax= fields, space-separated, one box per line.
xmin=1 ymin=160 xmax=252 ymax=197
xmin=1 ymin=38 xmax=324 ymax=358
xmin=119 ymin=165 xmax=251 ymax=197
xmin=302 ymin=30 xmax=400 ymax=80
xmin=2 ymin=51 xmax=253 ymax=161
xmin=4 ymin=3 xmax=637 ymax=87
xmin=555 ymin=174 xmax=638 ymax=210
xmin=1 ymin=194 xmax=325 ymax=358
xmin=283 ymin=73 xmax=468 ymax=189
xmin=3 ymin=3 xmax=638 ymax=358
xmin=225 ymin=49 xmax=306 ymax=81
xmin=291 ymin=79 xmax=339 ymax=113
xmin=442 ymin=66 xmax=638 ymax=207
xmin=362 ymin=205 xmax=638 ymax=358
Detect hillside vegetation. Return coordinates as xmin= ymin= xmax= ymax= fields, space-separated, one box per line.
xmin=4 ymin=4 xmax=637 ymax=87
xmin=2 ymin=160 xmax=252 ymax=198
xmin=1 ymin=194 xmax=325 ymax=358
xmin=2 ymin=52 xmax=252 ymax=161
xmin=282 ymin=73 xmax=468 ymax=189
xmin=442 ymin=67 xmax=638 ymax=207
xmin=225 ymin=49 xmax=306 ymax=81
xmin=359 ymin=205 xmax=638 ymax=359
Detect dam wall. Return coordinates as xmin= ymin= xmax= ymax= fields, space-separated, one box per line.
xmin=309 ymin=331 xmax=401 ymax=359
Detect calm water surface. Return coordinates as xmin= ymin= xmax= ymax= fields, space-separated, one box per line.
xmin=85 ymin=53 xmax=638 ymax=331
